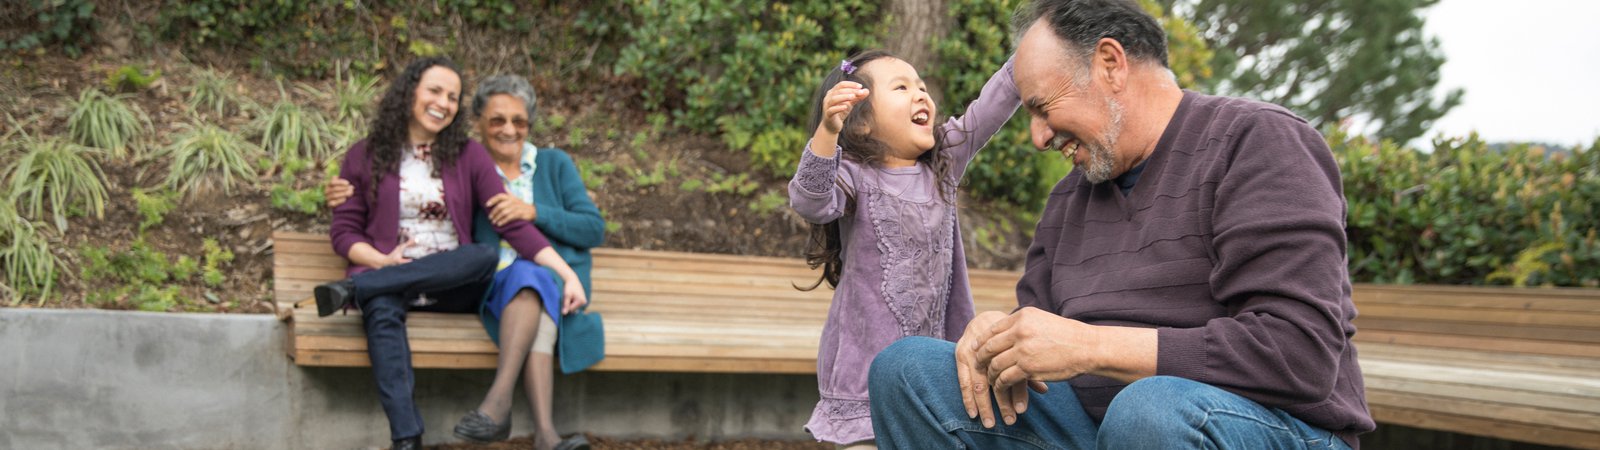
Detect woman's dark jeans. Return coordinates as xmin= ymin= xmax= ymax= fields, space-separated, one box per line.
xmin=348 ymin=243 xmax=498 ymax=441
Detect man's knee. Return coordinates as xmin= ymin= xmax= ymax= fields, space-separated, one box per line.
xmin=869 ymin=337 xmax=950 ymax=391
xmin=1101 ymin=376 xmax=1211 ymax=435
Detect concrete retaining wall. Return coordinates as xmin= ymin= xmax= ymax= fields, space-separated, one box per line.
xmin=0 ymin=309 xmax=816 ymax=449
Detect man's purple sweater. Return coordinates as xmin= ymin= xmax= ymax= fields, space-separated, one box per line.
xmin=1018 ymin=91 xmax=1374 ymax=448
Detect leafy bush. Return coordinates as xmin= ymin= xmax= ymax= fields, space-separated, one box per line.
xmin=4 ymin=134 xmax=107 ymax=231
xmin=201 ymin=238 xmax=234 ymax=287
xmin=66 ymin=88 xmax=149 ymax=157
xmin=1336 ymin=130 xmax=1600 ymax=287
xmin=156 ymin=121 xmax=262 ymax=197
xmin=3 ymin=0 xmax=95 ymax=57
xmin=132 ymin=188 xmax=179 ymax=233
xmin=104 ymin=64 xmax=161 ymax=92
xmin=610 ymin=0 xmax=884 ymax=177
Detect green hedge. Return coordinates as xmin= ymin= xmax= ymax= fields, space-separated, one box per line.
xmin=1336 ymin=130 xmax=1600 ymax=287
xmin=608 ymin=0 xmax=883 ymax=177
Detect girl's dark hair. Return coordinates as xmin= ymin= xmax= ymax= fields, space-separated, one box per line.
xmin=365 ymin=57 xmax=470 ymax=198
xmin=798 ymin=49 xmax=957 ymax=291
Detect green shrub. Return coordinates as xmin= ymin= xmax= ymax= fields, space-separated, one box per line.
xmin=104 ymin=64 xmax=161 ymax=92
xmin=4 ymin=135 xmax=107 ymax=231
xmin=132 ymin=188 xmax=179 ymax=233
xmin=184 ymin=66 xmax=246 ymax=118
xmin=3 ymin=0 xmax=95 ymax=57
xmin=201 ymin=238 xmax=233 ymax=287
xmin=1336 ymin=130 xmax=1600 ymax=287
xmin=66 ymin=88 xmax=150 ymax=157
xmin=611 ymin=0 xmax=884 ymax=177
xmin=156 ymin=121 xmax=261 ymax=197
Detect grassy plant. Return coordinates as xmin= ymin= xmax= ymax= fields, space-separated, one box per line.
xmin=157 ymin=121 xmax=261 ymax=197
xmin=706 ymin=172 xmax=758 ymax=196
xmin=66 ymin=88 xmax=150 ymax=157
xmin=631 ymin=162 xmax=667 ymax=188
xmin=4 ymin=134 xmax=107 ymax=231
xmin=0 ymin=203 xmax=60 ymax=305
xmin=255 ymin=96 xmax=335 ymax=162
xmin=302 ymin=67 xmax=381 ymax=126
xmin=132 ymin=188 xmax=179 ymax=233
xmin=105 ymin=64 xmax=161 ymax=92
xmin=201 ymin=238 xmax=234 ymax=287
xmin=749 ymin=190 xmax=788 ymax=214
xmin=679 ymin=178 xmax=704 ymax=192
xmin=577 ymin=161 xmax=616 ymax=188
xmin=185 ymin=66 xmax=245 ymax=118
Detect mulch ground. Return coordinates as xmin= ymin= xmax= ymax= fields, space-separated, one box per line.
xmin=423 ymin=434 xmax=830 ymax=450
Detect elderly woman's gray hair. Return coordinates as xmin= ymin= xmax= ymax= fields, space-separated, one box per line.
xmin=471 ymin=74 xmax=538 ymax=121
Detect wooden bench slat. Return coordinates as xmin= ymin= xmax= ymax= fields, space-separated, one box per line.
xmin=1355 ymin=317 xmax=1600 ymax=343
xmin=1365 ymin=389 xmax=1600 ymax=433
xmin=1356 ymin=303 xmax=1600 ymax=328
xmin=1370 ymin=405 xmax=1600 ymax=450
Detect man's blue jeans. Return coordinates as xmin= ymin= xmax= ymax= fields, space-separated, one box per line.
xmin=349 ymin=243 xmax=498 ymax=441
xmin=868 ymin=337 xmax=1351 ymax=450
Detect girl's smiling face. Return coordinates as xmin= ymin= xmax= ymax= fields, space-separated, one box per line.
xmin=859 ymin=57 xmax=937 ymax=166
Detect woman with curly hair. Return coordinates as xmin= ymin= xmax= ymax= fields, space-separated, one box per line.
xmin=315 ymin=57 xmax=586 ymax=450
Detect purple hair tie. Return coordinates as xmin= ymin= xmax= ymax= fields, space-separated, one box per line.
xmin=839 ymin=59 xmax=857 ymax=75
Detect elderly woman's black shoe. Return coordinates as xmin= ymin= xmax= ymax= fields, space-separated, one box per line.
xmin=453 ymin=409 xmax=511 ymax=442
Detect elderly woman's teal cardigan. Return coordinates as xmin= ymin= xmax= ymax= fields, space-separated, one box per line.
xmin=472 ymin=147 xmax=606 ymax=341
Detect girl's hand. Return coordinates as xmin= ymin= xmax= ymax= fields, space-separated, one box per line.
xmin=820 ymin=81 xmax=869 ymax=135
xmin=560 ymin=278 xmax=588 ymax=315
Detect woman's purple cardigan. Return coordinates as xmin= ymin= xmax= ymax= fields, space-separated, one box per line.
xmin=329 ymin=138 xmax=551 ymax=276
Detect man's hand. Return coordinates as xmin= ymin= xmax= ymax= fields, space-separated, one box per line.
xmin=957 ymin=310 xmax=1026 ymax=428
xmin=326 ymin=177 xmax=353 ymax=208
xmin=975 ymin=307 xmax=1107 ymax=426
xmin=486 ymin=193 xmax=537 ymax=226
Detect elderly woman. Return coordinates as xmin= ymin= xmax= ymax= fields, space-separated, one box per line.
xmin=328 ymin=75 xmax=604 ymax=450
xmin=317 ymin=58 xmax=588 ymax=450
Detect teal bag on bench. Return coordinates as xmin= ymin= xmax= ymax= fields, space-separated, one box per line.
xmin=558 ymin=305 xmax=605 ymax=374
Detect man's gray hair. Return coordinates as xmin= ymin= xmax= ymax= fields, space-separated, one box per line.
xmin=1012 ymin=0 xmax=1170 ymax=69
xmin=471 ymin=74 xmax=538 ymax=120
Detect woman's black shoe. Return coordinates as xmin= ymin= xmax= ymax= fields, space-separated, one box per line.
xmin=313 ymin=279 xmax=355 ymax=317
xmin=452 ymin=409 xmax=511 ymax=443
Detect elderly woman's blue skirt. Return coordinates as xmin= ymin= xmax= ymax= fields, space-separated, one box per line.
xmin=478 ymin=257 xmax=563 ymax=344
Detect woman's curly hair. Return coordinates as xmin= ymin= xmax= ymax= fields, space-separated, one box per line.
xmin=364 ymin=57 xmax=470 ymax=197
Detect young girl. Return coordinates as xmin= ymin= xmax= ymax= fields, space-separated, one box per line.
xmin=789 ymin=50 xmax=1019 ymax=448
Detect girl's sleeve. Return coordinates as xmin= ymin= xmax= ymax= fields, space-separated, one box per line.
xmin=941 ymin=57 xmax=1021 ymax=174
xmin=533 ymin=150 xmax=606 ymax=249
xmin=787 ymin=141 xmax=856 ymax=225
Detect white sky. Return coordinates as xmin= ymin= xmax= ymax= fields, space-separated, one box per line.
xmin=1423 ymin=0 xmax=1600 ymax=146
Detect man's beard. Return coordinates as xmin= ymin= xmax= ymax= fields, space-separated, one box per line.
xmin=1048 ymin=96 xmax=1123 ymax=184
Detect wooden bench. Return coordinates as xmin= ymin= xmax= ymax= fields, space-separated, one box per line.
xmin=274 ymin=231 xmax=1600 ymax=447
xmin=1350 ymin=284 xmax=1600 ymax=449
xmin=272 ymin=231 xmax=1020 ymax=373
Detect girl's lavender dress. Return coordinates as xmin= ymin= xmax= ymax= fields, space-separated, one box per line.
xmin=787 ymin=59 xmax=1018 ymax=444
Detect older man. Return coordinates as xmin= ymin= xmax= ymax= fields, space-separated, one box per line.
xmin=867 ymin=0 xmax=1374 ymax=449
